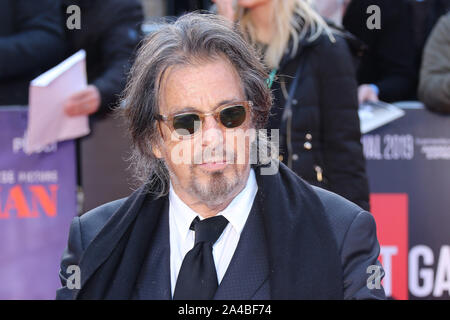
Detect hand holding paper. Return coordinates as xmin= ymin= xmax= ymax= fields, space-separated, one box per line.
xmin=25 ymin=50 xmax=90 ymax=154
xmin=63 ymin=85 xmax=101 ymax=117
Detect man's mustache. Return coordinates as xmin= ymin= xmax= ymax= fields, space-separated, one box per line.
xmin=193 ymin=146 xmax=241 ymax=164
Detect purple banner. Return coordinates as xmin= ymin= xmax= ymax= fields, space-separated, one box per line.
xmin=0 ymin=108 xmax=77 ymax=299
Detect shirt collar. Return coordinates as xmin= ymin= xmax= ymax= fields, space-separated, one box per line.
xmin=219 ymin=169 xmax=257 ymax=235
xmin=169 ymin=168 xmax=258 ymax=240
xmin=169 ymin=183 xmax=198 ymax=241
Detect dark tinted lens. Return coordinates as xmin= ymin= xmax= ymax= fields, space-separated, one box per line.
xmin=220 ymin=105 xmax=246 ymax=128
xmin=173 ymin=113 xmax=200 ymax=135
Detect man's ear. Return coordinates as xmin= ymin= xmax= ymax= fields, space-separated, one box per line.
xmin=152 ymin=121 xmax=164 ymax=159
xmin=152 ymin=142 xmax=163 ymax=159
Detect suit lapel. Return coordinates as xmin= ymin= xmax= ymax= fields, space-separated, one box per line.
xmin=214 ymin=196 xmax=270 ymax=300
xmin=74 ymin=186 xmax=148 ymax=299
xmin=75 ymin=188 xmax=169 ymax=299
xmin=253 ymin=163 xmax=344 ymax=299
xmin=132 ymin=203 xmax=171 ymax=300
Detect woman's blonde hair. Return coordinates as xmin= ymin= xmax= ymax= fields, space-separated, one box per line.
xmin=237 ymin=0 xmax=334 ymax=69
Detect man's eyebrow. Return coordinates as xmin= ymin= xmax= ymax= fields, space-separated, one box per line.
xmin=171 ymin=106 xmax=198 ymax=114
xmin=215 ymin=99 xmax=240 ymax=108
xmin=170 ymin=98 xmax=242 ymax=115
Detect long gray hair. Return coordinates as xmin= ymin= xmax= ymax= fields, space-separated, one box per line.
xmin=120 ymin=12 xmax=273 ymax=197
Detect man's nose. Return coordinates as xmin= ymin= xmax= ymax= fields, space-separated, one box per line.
xmin=201 ymin=115 xmax=223 ymax=147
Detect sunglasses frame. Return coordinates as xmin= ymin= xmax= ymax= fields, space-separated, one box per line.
xmin=156 ymin=100 xmax=253 ymax=138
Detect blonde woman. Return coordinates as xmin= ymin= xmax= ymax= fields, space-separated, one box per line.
xmin=214 ymin=0 xmax=370 ymax=211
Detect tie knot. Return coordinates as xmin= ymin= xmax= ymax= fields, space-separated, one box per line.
xmin=190 ymin=215 xmax=229 ymax=245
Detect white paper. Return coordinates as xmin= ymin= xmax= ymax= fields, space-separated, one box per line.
xmin=25 ymin=50 xmax=90 ymax=154
xmin=359 ymin=101 xmax=406 ymax=134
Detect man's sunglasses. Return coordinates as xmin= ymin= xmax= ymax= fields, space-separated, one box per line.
xmin=156 ymin=101 xmax=252 ymax=137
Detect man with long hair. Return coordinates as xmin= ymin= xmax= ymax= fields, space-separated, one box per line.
xmin=56 ymin=13 xmax=385 ymax=300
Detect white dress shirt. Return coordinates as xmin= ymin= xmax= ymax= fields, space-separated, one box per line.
xmin=169 ymin=169 xmax=258 ymax=297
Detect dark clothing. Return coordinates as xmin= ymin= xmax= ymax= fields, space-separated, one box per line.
xmin=0 ymin=0 xmax=66 ymax=106
xmin=56 ymin=163 xmax=385 ymax=300
xmin=166 ymin=0 xmax=211 ymax=16
xmin=343 ymin=0 xmax=418 ymax=102
xmin=409 ymin=0 xmax=450 ymax=53
xmin=269 ymin=32 xmax=370 ymax=211
xmin=61 ymin=0 xmax=143 ymax=114
xmin=419 ymin=13 xmax=450 ymax=113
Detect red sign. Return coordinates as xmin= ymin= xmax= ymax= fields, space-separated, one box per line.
xmin=370 ymin=193 xmax=409 ymax=300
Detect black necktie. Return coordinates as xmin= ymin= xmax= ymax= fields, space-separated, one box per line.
xmin=173 ymin=215 xmax=229 ymax=300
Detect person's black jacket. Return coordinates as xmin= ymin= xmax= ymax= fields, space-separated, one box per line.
xmin=61 ymin=0 xmax=143 ymax=114
xmin=0 ymin=0 xmax=66 ymax=106
xmin=166 ymin=0 xmax=211 ymax=16
xmin=268 ymin=32 xmax=370 ymax=211
xmin=343 ymin=0 xmax=418 ymax=102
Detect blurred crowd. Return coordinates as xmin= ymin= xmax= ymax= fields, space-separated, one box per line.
xmin=0 ymin=0 xmax=143 ymax=115
xmin=168 ymin=0 xmax=450 ymax=110
xmin=1 ymin=0 xmax=449 ymax=210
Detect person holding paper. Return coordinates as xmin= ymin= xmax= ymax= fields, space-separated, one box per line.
xmin=0 ymin=0 xmax=66 ymax=106
xmin=342 ymin=0 xmax=450 ymax=103
xmin=61 ymin=0 xmax=143 ymax=117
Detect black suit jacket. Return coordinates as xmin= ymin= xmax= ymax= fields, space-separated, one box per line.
xmin=56 ymin=163 xmax=385 ymax=300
